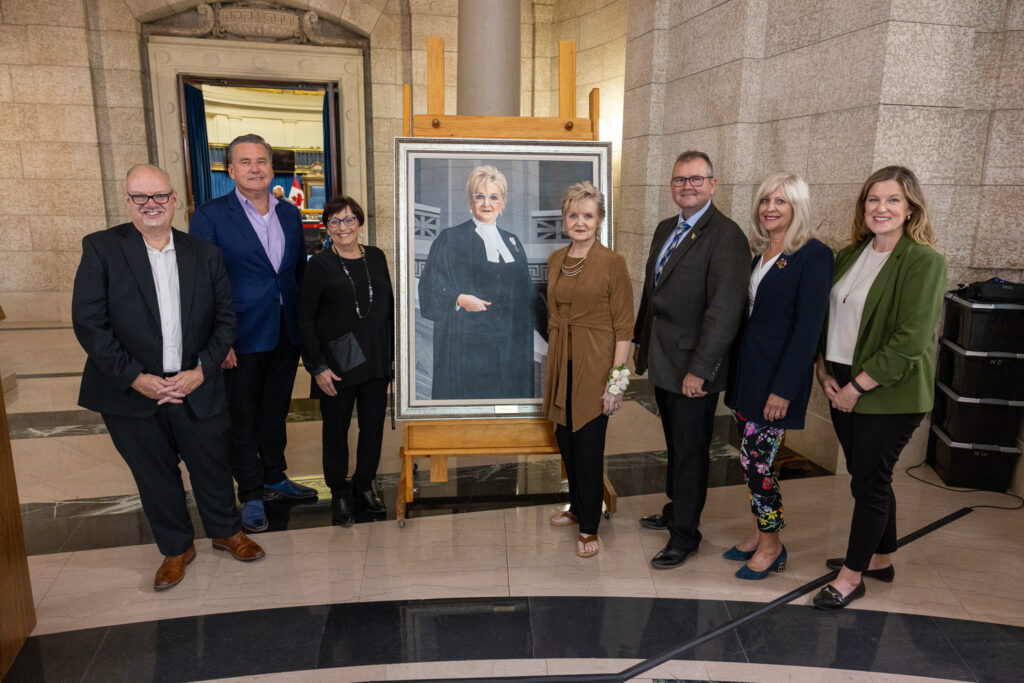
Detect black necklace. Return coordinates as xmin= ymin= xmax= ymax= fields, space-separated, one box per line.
xmin=333 ymin=244 xmax=374 ymax=319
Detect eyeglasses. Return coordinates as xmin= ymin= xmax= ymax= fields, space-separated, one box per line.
xmin=472 ymin=193 xmax=502 ymax=205
xmin=670 ymin=176 xmax=713 ymax=188
xmin=128 ymin=192 xmax=173 ymax=205
xmin=327 ymin=216 xmax=359 ymax=228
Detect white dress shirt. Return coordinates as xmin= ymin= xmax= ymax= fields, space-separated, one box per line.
xmin=145 ymin=232 xmax=182 ymax=373
xmin=473 ymin=219 xmax=515 ymax=263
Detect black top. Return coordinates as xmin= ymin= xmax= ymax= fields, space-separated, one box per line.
xmin=298 ymin=245 xmax=394 ymax=396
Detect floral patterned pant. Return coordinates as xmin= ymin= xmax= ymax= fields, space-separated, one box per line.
xmin=735 ymin=413 xmax=786 ymax=533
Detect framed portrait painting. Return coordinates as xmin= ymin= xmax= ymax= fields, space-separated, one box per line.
xmin=394 ymin=137 xmax=613 ymax=420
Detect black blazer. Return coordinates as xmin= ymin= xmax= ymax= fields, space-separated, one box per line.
xmin=73 ymin=224 xmax=236 ymax=419
xmin=724 ymin=239 xmax=833 ymax=429
xmin=633 ymin=203 xmax=750 ymax=394
xmin=298 ymin=245 xmax=394 ymax=395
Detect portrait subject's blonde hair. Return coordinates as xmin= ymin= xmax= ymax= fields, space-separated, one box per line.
xmin=465 ymin=165 xmax=508 ymax=207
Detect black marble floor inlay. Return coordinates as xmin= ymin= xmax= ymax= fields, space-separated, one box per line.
xmin=21 ymin=446 xmax=829 ymax=556
xmin=9 ymin=596 xmax=1020 ymax=682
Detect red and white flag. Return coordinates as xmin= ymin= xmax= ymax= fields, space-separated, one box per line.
xmin=288 ymin=175 xmax=304 ymax=208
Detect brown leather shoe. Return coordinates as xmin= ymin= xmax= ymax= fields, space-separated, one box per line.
xmin=154 ymin=544 xmax=196 ymax=591
xmin=211 ymin=530 xmax=265 ymax=561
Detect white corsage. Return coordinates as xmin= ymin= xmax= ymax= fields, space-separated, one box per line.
xmin=606 ymin=364 xmax=630 ymax=395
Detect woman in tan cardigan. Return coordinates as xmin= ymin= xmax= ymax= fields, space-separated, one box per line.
xmin=543 ymin=182 xmax=634 ymax=558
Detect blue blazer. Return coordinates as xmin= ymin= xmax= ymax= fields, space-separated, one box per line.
xmin=189 ymin=191 xmax=306 ymax=355
xmin=725 ymin=238 xmax=833 ymax=429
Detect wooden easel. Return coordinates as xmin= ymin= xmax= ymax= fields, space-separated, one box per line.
xmin=395 ymin=39 xmax=616 ymax=526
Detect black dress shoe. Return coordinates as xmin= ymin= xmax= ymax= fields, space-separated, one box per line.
xmin=650 ymin=545 xmax=694 ymax=569
xmin=357 ymin=488 xmax=386 ymax=516
xmin=825 ymin=557 xmax=894 ymax=582
xmin=640 ymin=514 xmax=668 ymax=530
xmin=331 ymin=494 xmax=354 ymax=527
xmin=813 ymin=580 xmax=865 ymax=609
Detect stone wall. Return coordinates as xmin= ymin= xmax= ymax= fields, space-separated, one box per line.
xmin=620 ymin=0 xmax=1024 ymax=483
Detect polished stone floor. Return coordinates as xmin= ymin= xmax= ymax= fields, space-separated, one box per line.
xmin=3 ymin=324 xmax=1024 ymax=682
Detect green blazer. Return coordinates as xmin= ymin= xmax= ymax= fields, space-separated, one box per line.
xmin=823 ymin=234 xmax=947 ymax=414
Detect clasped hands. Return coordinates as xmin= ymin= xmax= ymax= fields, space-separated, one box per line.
xmin=816 ymin=365 xmax=860 ymax=413
xmin=132 ymin=367 xmax=204 ymax=405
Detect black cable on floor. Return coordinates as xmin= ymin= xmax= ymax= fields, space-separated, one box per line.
xmin=905 ymin=460 xmax=1024 ymax=510
xmin=375 ymin=507 xmax=978 ymax=683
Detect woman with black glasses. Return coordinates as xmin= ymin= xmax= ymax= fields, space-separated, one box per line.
xmin=299 ymin=196 xmax=393 ymax=526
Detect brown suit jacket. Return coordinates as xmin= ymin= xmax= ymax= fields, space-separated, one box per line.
xmin=543 ymin=243 xmax=634 ymax=429
xmin=633 ymin=202 xmax=750 ymax=394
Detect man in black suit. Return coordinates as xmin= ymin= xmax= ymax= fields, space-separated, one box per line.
xmin=190 ymin=134 xmax=315 ymax=534
xmin=633 ymin=151 xmax=750 ymax=569
xmin=73 ymin=164 xmax=265 ymax=591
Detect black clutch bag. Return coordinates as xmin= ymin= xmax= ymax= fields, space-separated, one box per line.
xmin=327 ymin=332 xmax=367 ymax=372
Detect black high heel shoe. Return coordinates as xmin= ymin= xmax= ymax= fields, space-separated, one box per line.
xmin=331 ymin=493 xmax=354 ymax=527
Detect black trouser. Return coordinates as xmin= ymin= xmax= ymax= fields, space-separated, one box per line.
xmin=319 ymin=378 xmax=388 ymax=496
xmin=103 ymin=405 xmax=240 ymax=556
xmin=225 ymin=310 xmax=300 ymax=502
xmin=830 ymin=363 xmax=924 ymax=572
xmin=554 ymin=361 xmax=609 ymax=536
xmin=654 ymin=385 xmax=719 ymax=551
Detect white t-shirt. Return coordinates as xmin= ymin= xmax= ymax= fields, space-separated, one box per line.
xmin=826 ymin=245 xmax=891 ymax=365
xmin=748 ymin=252 xmax=782 ymax=315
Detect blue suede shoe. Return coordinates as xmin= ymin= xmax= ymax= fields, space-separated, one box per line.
xmin=240 ymin=499 xmax=268 ymax=533
xmin=735 ymin=546 xmax=787 ymax=580
xmin=722 ymin=545 xmax=755 ymax=561
xmin=264 ymin=477 xmax=318 ymax=500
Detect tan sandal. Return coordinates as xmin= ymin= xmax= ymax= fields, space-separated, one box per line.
xmin=577 ymin=534 xmax=599 ymax=557
xmin=549 ymin=510 xmax=579 ymax=527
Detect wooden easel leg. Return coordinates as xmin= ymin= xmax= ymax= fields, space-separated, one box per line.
xmin=396 ymin=446 xmax=409 ymax=527
xmin=602 ymin=472 xmax=617 ymax=519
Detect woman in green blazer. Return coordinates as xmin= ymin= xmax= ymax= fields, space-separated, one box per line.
xmin=813 ymin=166 xmax=947 ymax=610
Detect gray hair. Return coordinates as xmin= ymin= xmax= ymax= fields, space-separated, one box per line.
xmin=227 ymin=134 xmax=273 ymax=166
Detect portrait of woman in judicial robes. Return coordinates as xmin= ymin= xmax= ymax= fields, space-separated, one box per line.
xmin=397 ymin=140 xmax=612 ymax=419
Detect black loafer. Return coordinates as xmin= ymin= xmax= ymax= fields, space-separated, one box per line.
xmin=813 ymin=581 xmax=865 ymax=610
xmin=825 ymin=558 xmax=894 ymax=582
xmin=357 ymin=488 xmax=387 ymax=516
xmin=331 ymin=494 xmax=354 ymax=527
xmin=640 ymin=514 xmax=668 ymax=530
xmin=650 ymin=545 xmax=694 ymax=569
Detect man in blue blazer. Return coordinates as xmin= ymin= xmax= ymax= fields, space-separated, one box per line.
xmin=190 ymin=134 xmax=314 ymax=532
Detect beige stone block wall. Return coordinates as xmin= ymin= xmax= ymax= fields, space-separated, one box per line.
xmin=621 ymin=0 xmax=1024 ymax=491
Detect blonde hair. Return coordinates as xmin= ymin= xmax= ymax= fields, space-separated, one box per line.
xmin=851 ymin=166 xmax=936 ymax=246
xmin=749 ymin=173 xmax=815 ymax=254
xmin=560 ymin=181 xmax=606 ymax=224
xmin=465 ymin=165 xmax=508 ymax=207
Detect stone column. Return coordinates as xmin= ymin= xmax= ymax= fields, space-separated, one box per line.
xmin=457 ymin=0 xmax=520 ymax=115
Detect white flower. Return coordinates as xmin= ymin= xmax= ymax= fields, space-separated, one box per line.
xmin=611 ymin=369 xmax=622 ymax=380
xmin=607 ymin=385 xmax=622 ymax=395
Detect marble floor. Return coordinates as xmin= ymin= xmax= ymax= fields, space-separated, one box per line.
xmin=3 ymin=324 xmax=1024 ymax=682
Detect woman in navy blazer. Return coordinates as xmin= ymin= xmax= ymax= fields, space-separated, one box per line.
xmin=723 ymin=173 xmax=833 ymax=579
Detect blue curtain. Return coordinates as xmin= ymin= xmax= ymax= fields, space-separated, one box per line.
xmin=322 ymin=91 xmax=333 ymax=203
xmin=184 ymin=84 xmax=212 ymax=208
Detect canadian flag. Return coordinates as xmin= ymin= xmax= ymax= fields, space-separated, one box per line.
xmin=288 ymin=175 xmax=304 ymax=208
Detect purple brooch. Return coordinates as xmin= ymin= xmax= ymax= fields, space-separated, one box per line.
xmin=776 ymin=257 xmax=788 ymax=270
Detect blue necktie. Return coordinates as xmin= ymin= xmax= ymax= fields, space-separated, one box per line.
xmin=654 ymin=222 xmax=689 ymax=285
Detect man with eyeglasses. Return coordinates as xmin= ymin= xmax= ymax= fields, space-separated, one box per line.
xmin=72 ymin=164 xmax=265 ymax=591
xmin=190 ymin=134 xmax=314 ymax=534
xmin=633 ymin=150 xmax=749 ymax=569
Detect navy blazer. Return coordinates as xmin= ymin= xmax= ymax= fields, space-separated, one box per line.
xmin=189 ymin=190 xmax=306 ymax=355
xmin=73 ymin=224 xmax=235 ymax=419
xmin=725 ymin=238 xmax=833 ymax=429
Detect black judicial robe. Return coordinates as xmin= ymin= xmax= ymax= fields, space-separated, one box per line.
xmin=418 ymin=220 xmax=537 ymax=399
